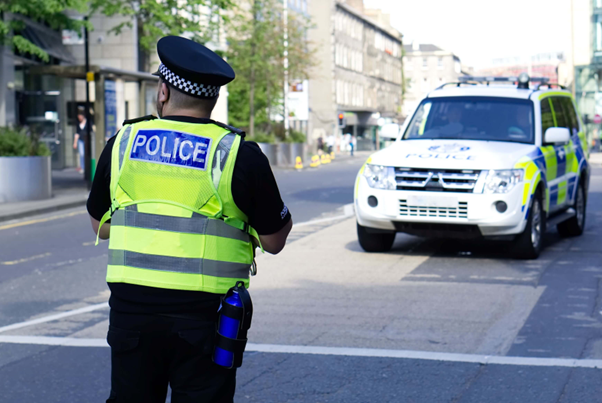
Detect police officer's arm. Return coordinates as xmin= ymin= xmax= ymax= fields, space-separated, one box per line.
xmin=257 ymin=218 xmax=293 ymax=255
xmin=233 ymin=142 xmax=292 ymax=255
xmin=87 ymin=137 xmax=115 ymax=240
xmin=90 ymin=218 xmax=110 ymax=240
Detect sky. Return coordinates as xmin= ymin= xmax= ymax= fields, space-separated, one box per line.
xmin=363 ymin=0 xmax=572 ymax=69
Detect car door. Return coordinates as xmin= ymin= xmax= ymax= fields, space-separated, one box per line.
xmin=559 ymin=96 xmax=584 ymax=206
xmin=539 ymin=96 xmax=573 ymax=213
xmin=550 ymin=96 xmax=575 ymax=211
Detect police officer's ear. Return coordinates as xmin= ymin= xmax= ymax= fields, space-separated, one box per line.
xmin=158 ymin=81 xmax=171 ymax=104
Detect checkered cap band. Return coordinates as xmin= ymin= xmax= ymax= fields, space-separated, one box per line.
xmin=158 ymin=64 xmax=220 ymax=98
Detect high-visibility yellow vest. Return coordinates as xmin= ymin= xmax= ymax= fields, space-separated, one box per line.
xmin=97 ymin=118 xmax=258 ymax=294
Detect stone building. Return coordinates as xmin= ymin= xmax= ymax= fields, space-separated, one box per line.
xmin=402 ymin=43 xmax=464 ymax=118
xmin=0 ymin=13 xmax=229 ymax=171
xmin=308 ymin=0 xmax=402 ymax=151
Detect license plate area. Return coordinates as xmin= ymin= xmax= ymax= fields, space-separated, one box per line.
xmin=406 ymin=195 xmax=458 ymax=208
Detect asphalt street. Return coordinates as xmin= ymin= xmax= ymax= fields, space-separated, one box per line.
xmin=0 ymin=156 xmax=601 ymax=402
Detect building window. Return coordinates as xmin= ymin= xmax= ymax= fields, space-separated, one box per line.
xmin=422 ymin=58 xmax=428 ymax=69
xmin=437 ymin=57 xmax=443 ymax=69
xmin=597 ymin=15 xmax=602 ymax=51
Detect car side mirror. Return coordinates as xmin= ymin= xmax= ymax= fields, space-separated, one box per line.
xmin=544 ymin=127 xmax=570 ymax=145
xmin=379 ymin=123 xmax=400 ymax=140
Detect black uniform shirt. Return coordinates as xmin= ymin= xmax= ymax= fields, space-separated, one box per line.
xmin=87 ymin=116 xmax=291 ymax=314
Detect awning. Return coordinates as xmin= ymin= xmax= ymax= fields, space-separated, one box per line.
xmin=18 ymin=18 xmax=75 ymax=64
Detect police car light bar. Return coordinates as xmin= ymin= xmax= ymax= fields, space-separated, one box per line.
xmin=458 ymin=75 xmax=550 ymax=84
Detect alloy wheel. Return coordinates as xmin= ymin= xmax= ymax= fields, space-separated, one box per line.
xmin=531 ymin=199 xmax=541 ymax=249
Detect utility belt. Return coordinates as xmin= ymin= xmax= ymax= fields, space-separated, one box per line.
xmin=212 ymin=281 xmax=253 ymax=369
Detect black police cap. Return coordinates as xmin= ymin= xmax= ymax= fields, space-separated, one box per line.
xmin=153 ymin=36 xmax=235 ymax=99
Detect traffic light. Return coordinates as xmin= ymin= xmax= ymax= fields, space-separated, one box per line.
xmin=338 ymin=113 xmax=346 ymax=127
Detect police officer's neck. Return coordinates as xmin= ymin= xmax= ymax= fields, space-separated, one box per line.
xmin=160 ymin=107 xmax=212 ymax=120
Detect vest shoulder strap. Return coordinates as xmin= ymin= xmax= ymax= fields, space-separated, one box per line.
xmin=122 ymin=115 xmax=157 ymax=126
xmin=212 ymin=121 xmax=246 ymax=138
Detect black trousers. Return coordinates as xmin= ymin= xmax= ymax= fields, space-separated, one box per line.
xmin=106 ymin=310 xmax=236 ymax=403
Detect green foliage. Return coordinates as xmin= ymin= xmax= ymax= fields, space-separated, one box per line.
xmin=226 ymin=0 xmax=316 ymax=138
xmin=0 ymin=127 xmax=51 ymax=157
xmin=281 ymin=129 xmax=306 ymax=144
xmin=246 ymin=132 xmax=275 ymax=144
xmin=0 ymin=0 xmax=90 ymax=62
xmin=90 ymin=0 xmax=234 ymax=55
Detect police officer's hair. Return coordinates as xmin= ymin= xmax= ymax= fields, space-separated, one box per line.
xmin=162 ymin=79 xmax=218 ymax=115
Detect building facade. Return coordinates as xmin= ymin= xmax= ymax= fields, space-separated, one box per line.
xmin=572 ymin=0 xmax=602 ymax=138
xmin=308 ymin=0 xmax=402 ymax=151
xmin=478 ymin=53 xmax=565 ymax=83
xmin=0 ymin=12 xmax=230 ymax=171
xmin=402 ymin=43 xmax=463 ymax=118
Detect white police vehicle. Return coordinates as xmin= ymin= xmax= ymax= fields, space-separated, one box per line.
xmin=355 ymin=74 xmax=590 ymax=259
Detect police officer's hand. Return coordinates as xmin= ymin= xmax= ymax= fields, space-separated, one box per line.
xmin=258 ymin=219 xmax=293 ymax=255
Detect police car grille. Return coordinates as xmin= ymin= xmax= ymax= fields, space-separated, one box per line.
xmin=395 ymin=168 xmax=479 ymax=193
xmin=399 ymin=200 xmax=468 ymax=219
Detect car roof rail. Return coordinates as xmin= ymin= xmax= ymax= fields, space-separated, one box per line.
xmin=534 ymin=82 xmax=567 ymax=91
xmin=434 ymin=81 xmax=479 ymax=90
xmin=458 ymin=75 xmax=550 ymax=88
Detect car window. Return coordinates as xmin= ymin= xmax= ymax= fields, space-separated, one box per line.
xmin=561 ymin=97 xmax=580 ymax=136
xmin=541 ymin=98 xmax=554 ymax=135
xmin=403 ymin=96 xmax=535 ymax=144
xmin=551 ymin=97 xmax=568 ymax=129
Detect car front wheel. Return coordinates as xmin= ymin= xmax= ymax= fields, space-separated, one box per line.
xmin=557 ymin=180 xmax=586 ymax=237
xmin=512 ymin=192 xmax=545 ymax=259
xmin=357 ymin=223 xmax=395 ymax=252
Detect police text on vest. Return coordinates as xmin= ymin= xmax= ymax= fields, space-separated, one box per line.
xmin=130 ymin=129 xmax=213 ymax=170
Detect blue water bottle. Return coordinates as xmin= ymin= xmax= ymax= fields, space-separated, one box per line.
xmin=214 ymin=290 xmax=243 ymax=368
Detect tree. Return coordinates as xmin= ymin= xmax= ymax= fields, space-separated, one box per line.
xmin=226 ymin=0 xmax=315 ymax=138
xmin=89 ymin=0 xmax=235 ymax=71
xmin=0 ymin=0 xmax=89 ymax=62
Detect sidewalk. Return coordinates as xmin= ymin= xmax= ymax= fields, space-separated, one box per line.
xmin=0 ymin=169 xmax=89 ymax=222
xmin=589 ymin=151 xmax=602 ymax=166
xmin=281 ymin=149 xmax=372 ymax=171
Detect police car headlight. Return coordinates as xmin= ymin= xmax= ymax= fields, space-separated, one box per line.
xmin=484 ymin=169 xmax=523 ymax=194
xmin=363 ymin=164 xmax=396 ymax=190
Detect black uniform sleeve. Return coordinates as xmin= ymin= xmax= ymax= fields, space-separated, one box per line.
xmin=86 ymin=136 xmax=115 ymax=221
xmin=232 ymin=141 xmax=291 ymax=235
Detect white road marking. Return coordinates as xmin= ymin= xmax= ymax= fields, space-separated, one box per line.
xmin=0 ymin=302 xmax=109 ymax=334
xmin=295 ymin=204 xmax=354 ymax=228
xmin=0 ymin=335 xmax=108 ymax=347
xmin=0 ymin=337 xmax=600 ymax=369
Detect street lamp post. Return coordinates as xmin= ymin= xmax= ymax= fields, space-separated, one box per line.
xmin=283 ymin=0 xmax=289 ymax=137
xmin=84 ymin=16 xmax=92 ymax=189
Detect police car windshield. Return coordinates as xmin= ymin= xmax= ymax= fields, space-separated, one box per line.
xmin=403 ymin=96 xmax=535 ymax=144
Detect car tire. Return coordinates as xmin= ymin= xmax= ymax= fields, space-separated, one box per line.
xmin=357 ymin=223 xmax=395 ymax=252
xmin=557 ymin=180 xmax=586 ymax=237
xmin=513 ymin=192 xmax=545 ymax=260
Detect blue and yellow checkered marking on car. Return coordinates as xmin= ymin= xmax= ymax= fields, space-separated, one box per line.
xmin=514 ymin=93 xmax=590 ymax=217
xmin=515 ymin=135 xmax=587 ymax=217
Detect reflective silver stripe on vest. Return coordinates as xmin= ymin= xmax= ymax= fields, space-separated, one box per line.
xmin=111 ymin=209 xmax=250 ymax=243
xmin=108 ymin=249 xmax=250 ymax=278
xmin=118 ymin=126 xmax=133 ymax=170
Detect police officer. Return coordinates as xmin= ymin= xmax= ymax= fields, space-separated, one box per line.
xmin=87 ymin=36 xmax=293 ymax=403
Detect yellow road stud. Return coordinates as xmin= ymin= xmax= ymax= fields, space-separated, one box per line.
xmin=310 ymin=155 xmax=321 ymax=168
xmin=330 ymin=152 xmax=335 ymax=160
xmin=321 ymin=154 xmax=331 ymax=164
xmin=295 ymin=156 xmax=303 ymax=170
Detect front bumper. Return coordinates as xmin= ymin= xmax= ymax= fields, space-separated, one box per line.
xmin=355 ymin=177 xmax=529 ymax=237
